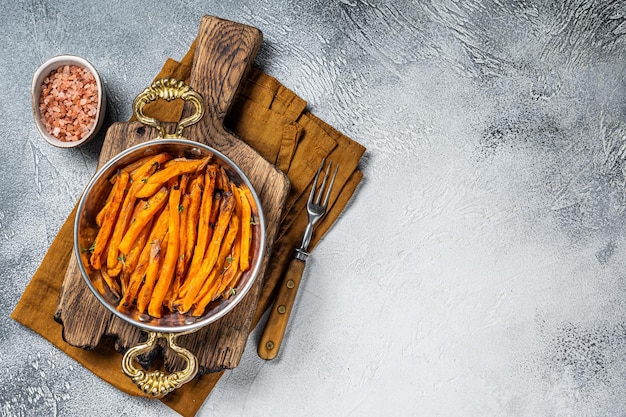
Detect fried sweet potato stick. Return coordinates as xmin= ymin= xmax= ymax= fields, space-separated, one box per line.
xmin=178 ymin=174 xmax=190 ymax=200
xmin=90 ymin=171 xmax=129 ymax=270
xmin=179 ymin=189 xmax=223 ymax=302
xmin=195 ymin=212 xmax=239 ymax=301
xmin=177 ymin=192 xmax=235 ymax=313
xmin=90 ymin=269 xmax=109 ymax=298
xmin=190 ymin=214 xmax=239 ymax=316
xmin=148 ymin=180 xmax=182 ymax=317
xmin=184 ymin=164 xmax=217 ymax=286
xmin=106 ymin=154 xmax=169 ymax=274
xmin=222 ymin=256 xmax=244 ymax=302
xmin=137 ymin=232 xmax=168 ymax=313
xmin=218 ymin=237 xmax=243 ymax=299
xmin=166 ymin=192 xmax=190 ymax=310
xmin=95 ymin=189 xmax=114 ymax=227
xmin=109 ymin=201 xmax=147 ymax=277
xmin=183 ymin=174 xmax=204 ymax=278
xmin=190 ymin=269 xmax=220 ymax=317
xmin=207 ymin=192 xmax=222 ymax=240
xmin=118 ymin=186 xmax=169 ymax=254
xmin=238 ymin=187 xmax=252 ymax=272
xmin=135 ymin=157 xmax=210 ymax=199
xmin=118 ymin=216 xmax=152 ymax=292
xmin=221 ymin=270 xmax=243 ymax=300
xmin=217 ymin=165 xmax=230 ymax=192
xmin=148 ymin=174 xmax=185 ymax=311
xmin=175 ymin=175 xmax=190 ymax=279
xmin=178 ymin=190 xmax=221 ymax=299
xmin=100 ymin=268 xmax=121 ymax=300
xmin=94 ymin=172 xmax=121 ymax=226
xmin=219 ymin=234 xmax=242 ymax=290
xmin=231 ymin=183 xmax=242 ymax=217
xmin=241 ymin=186 xmax=258 ymax=217
xmin=80 ymin=249 xmax=111 ymax=297
xmin=129 ymin=153 xmax=171 ymax=182
xmin=118 ymin=207 xmax=169 ymax=309
xmin=122 ymin=153 xmax=169 ymax=175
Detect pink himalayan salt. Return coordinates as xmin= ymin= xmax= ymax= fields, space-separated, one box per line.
xmin=39 ymin=65 xmax=98 ymax=142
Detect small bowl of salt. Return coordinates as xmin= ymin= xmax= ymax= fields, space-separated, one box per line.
xmin=31 ymin=55 xmax=106 ymax=148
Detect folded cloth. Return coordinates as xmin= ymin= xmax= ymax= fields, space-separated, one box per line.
xmin=12 ymin=39 xmax=365 ymax=417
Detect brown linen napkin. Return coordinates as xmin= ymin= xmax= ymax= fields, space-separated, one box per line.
xmin=12 ymin=40 xmax=365 ymax=417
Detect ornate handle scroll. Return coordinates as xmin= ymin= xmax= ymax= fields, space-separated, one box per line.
xmin=122 ymin=331 xmax=198 ymax=397
xmin=132 ymin=77 xmax=205 ymax=139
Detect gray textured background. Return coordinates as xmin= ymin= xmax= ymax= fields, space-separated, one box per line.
xmin=3 ymin=0 xmax=626 ymax=415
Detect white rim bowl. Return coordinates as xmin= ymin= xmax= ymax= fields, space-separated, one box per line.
xmin=31 ymin=55 xmax=106 ymax=148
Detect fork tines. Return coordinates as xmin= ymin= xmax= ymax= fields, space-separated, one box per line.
xmin=310 ymin=158 xmax=339 ymax=208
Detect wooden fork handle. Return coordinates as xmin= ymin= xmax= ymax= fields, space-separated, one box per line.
xmin=258 ymin=257 xmax=306 ymax=360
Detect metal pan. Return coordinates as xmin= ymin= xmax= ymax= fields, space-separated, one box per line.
xmin=73 ymin=78 xmax=265 ymax=397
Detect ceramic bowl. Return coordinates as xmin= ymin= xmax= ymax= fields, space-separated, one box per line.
xmin=31 ymin=55 xmax=106 ymax=148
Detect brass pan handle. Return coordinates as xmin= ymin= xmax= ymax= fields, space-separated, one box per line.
xmin=122 ymin=331 xmax=198 ymax=397
xmin=132 ymin=77 xmax=205 ymax=139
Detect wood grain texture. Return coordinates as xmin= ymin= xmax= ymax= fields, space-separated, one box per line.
xmin=55 ymin=15 xmax=290 ymax=374
xmin=257 ymin=258 xmax=306 ymax=360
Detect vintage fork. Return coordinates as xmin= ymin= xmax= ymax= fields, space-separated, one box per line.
xmin=258 ymin=159 xmax=339 ymax=360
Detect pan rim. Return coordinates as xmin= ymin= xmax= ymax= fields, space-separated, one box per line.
xmin=73 ymin=138 xmax=267 ymax=333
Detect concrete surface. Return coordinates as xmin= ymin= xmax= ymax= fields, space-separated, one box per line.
xmin=2 ymin=0 xmax=626 ymax=416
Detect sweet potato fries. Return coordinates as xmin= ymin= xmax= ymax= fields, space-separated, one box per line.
xmin=86 ymin=152 xmax=256 ymax=318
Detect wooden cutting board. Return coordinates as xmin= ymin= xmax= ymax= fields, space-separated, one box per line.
xmin=54 ymin=15 xmax=290 ymax=375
